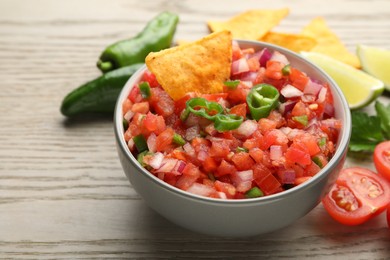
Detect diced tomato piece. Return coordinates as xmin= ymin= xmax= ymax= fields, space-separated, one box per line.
xmin=128 ymin=85 xmax=142 ymax=103
xmin=201 ymin=93 xmax=228 ymax=102
xmin=294 ymin=133 xmax=320 ymax=156
xmin=143 ymin=112 xmax=166 ymax=135
xmin=291 ymin=101 xmax=308 ymax=117
xmin=131 ymin=101 xmax=149 ymax=114
xmin=169 ymin=149 xmax=187 ymax=161
xmin=175 ymin=163 xmax=201 ymax=190
xmin=229 ymin=103 xmax=247 ymax=118
xmin=305 ymin=161 xmax=321 ymax=176
xmin=289 ymin=68 xmax=309 ymax=91
xmin=150 ymin=87 xmax=175 ymax=117
xmin=225 ymin=83 xmax=249 ymax=105
xmin=174 ymin=92 xmax=197 ymax=115
xmin=141 ymin=70 xmax=159 ymax=87
xmin=265 ymin=60 xmax=283 ymax=80
xmin=249 ymin=148 xmax=264 ymax=163
xmin=253 ymin=163 xmax=281 ymax=195
xmin=231 ymin=152 xmax=255 ymax=171
xmin=214 ymin=180 xmax=236 ymax=199
xmin=258 ymin=118 xmax=277 ymax=134
xmin=294 ymin=176 xmax=312 ymax=185
xmin=216 ymin=159 xmax=236 ymax=177
xmin=247 ymin=56 xmax=260 ymax=71
xmin=285 ymin=143 xmax=311 ymax=166
xmin=203 ymin=157 xmax=218 ymax=172
xmin=209 ymin=139 xmax=231 ymax=158
xmin=122 ymin=98 xmax=133 ymax=114
xmin=155 ymin=127 xmax=174 ymax=152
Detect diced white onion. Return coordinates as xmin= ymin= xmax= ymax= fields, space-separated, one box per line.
xmin=281 ymin=84 xmax=303 ymax=98
xmin=236 ymin=120 xmax=258 ymax=137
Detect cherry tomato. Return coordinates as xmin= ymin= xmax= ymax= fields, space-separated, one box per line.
xmin=322 ymin=167 xmax=390 ymax=226
xmin=374 ymin=140 xmax=390 ymax=182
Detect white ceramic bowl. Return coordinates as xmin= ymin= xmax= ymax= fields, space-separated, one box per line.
xmin=114 ymin=40 xmax=351 ymax=237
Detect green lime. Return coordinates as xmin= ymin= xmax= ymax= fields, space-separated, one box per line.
xmin=357 ymin=44 xmax=390 ymax=91
xmin=301 ymin=51 xmax=384 ymax=110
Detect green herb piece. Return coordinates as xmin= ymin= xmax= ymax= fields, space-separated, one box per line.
xmin=123 ymin=118 xmax=129 ymax=130
xmin=224 ymin=80 xmax=240 ymax=89
xmin=292 ymin=115 xmax=308 ymax=126
xmin=245 ymin=187 xmax=264 ymax=198
xmin=139 ymin=82 xmax=151 ymax=99
xmin=173 ymin=133 xmax=186 ymax=146
xmin=133 ymin=134 xmax=148 ymax=152
xmin=312 ymin=156 xmax=323 ymax=168
xmin=236 ymin=147 xmax=249 ymax=153
xmin=349 ymin=100 xmax=390 ymax=152
xmin=282 ymin=64 xmax=291 ymax=76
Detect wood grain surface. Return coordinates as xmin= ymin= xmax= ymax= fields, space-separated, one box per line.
xmin=0 ymin=0 xmax=389 ymax=258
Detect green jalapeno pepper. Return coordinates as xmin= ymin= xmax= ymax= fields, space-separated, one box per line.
xmin=97 ymin=12 xmax=179 ymax=73
xmin=214 ymin=114 xmax=244 ymax=131
xmin=180 ymin=97 xmax=224 ymax=121
xmin=181 ymin=97 xmax=243 ymax=132
xmin=246 ymin=83 xmax=280 ymax=120
xmin=60 ymin=63 xmax=143 ymax=117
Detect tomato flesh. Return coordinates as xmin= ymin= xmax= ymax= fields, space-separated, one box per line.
xmin=374 ymin=140 xmax=390 ymax=182
xmin=322 ymin=167 xmax=390 ymax=225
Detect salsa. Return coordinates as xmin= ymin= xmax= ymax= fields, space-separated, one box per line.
xmin=122 ymin=41 xmax=341 ymax=199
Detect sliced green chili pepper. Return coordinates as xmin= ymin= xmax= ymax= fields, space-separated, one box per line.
xmin=139 ymin=82 xmax=151 ymax=99
xmin=61 ymin=63 xmax=143 ymax=117
xmin=245 ymin=187 xmax=264 ymax=198
xmin=214 ymin=114 xmax=244 ymax=131
xmin=224 ymin=79 xmax=240 ymax=89
xmin=246 ymin=83 xmax=280 ymax=120
xmin=137 ymin=150 xmax=152 ymax=167
xmin=173 ymin=133 xmax=186 ymax=146
xmin=292 ymin=115 xmax=308 ymax=126
xmin=318 ymin=137 xmax=327 ymax=148
xmin=236 ymin=147 xmax=249 ymax=153
xmin=133 ymin=134 xmax=148 ymax=152
xmin=312 ymin=156 xmax=323 ymax=168
xmin=181 ymin=97 xmax=224 ymax=121
xmin=282 ymin=64 xmax=291 ymax=76
xmin=97 ymin=12 xmax=179 ymax=73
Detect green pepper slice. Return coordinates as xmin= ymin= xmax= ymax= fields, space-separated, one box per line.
xmin=139 ymin=82 xmax=151 ymax=99
xmin=214 ymin=114 xmax=244 ymax=131
xmin=181 ymin=97 xmax=224 ymax=121
xmin=246 ymin=83 xmax=280 ymax=120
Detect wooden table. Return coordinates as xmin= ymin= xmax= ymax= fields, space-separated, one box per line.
xmin=1 ymin=0 xmax=389 ymax=258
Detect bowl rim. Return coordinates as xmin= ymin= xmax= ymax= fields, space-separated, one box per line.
xmin=114 ymin=39 xmax=351 ymax=205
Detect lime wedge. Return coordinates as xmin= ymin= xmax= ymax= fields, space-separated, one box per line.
xmin=357 ymin=45 xmax=390 ymax=90
xmin=301 ymin=52 xmax=384 ymax=110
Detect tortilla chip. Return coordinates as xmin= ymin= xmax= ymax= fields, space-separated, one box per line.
xmin=207 ymin=9 xmax=289 ymax=40
xmin=260 ymin=31 xmax=317 ymax=52
xmin=145 ymin=30 xmax=233 ymax=101
xmin=302 ymin=17 xmax=360 ymax=68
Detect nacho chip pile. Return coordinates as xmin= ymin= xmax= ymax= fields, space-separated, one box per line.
xmin=206 ymin=9 xmax=360 ymax=68
xmin=146 ymin=30 xmax=232 ymax=101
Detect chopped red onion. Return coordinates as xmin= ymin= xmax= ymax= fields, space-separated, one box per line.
xmin=174 ymin=160 xmax=187 ymax=173
xmin=187 ymin=183 xmax=215 ymax=196
xmin=317 ymin=87 xmax=327 ymax=103
xmin=239 ymin=71 xmax=258 ymax=82
xmin=236 ymin=120 xmax=258 ymax=137
xmin=259 ymin=48 xmax=272 ymax=67
xmin=232 ymin=57 xmax=250 ymax=75
xmin=148 ymin=152 xmax=164 ymax=169
xmin=279 ymin=100 xmax=296 ymax=115
xmin=197 ymin=150 xmax=208 ymax=162
xmin=124 ymin=110 xmax=135 ymax=121
xmin=155 ymin=158 xmax=179 ymax=174
xmin=304 ymin=80 xmax=323 ymax=96
xmin=185 ymin=125 xmax=200 ymax=141
xmin=147 ymin=133 xmax=157 ymax=153
xmin=270 ymin=51 xmax=289 ymax=65
xmin=270 ymin=145 xmax=283 ymax=161
xmin=278 ymin=169 xmax=296 ymax=184
xmin=281 ymin=84 xmax=303 ymax=98
xmin=183 ymin=142 xmax=196 ymax=157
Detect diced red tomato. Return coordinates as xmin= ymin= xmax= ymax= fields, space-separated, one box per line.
xmin=265 ymin=60 xmax=283 ymax=80
xmin=131 ymin=101 xmax=149 ymax=114
xmin=229 ymin=103 xmax=247 ymax=118
xmin=289 ymin=68 xmax=309 ymax=91
xmin=231 ymin=152 xmax=255 ymax=171
xmin=128 ymin=85 xmax=142 ymax=103
xmin=155 ymin=128 xmax=174 ymax=152
xmin=253 ymin=163 xmax=281 ymax=195
xmin=322 ymin=167 xmax=390 ymax=226
xmin=216 ymin=160 xmax=236 ymax=177
xmin=141 ymin=70 xmax=159 ymax=87
xmin=214 ymin=180 xmax=236 ymax=199
xmin=143 ymin=112 xmax=166 ymax=135
xmin=201 ymin=93 xmax=229 ymax=102
xmin=150 ymin=87 xmax=175 ymax=117
xmin=174 ymin=92 xmax=197 ymax=115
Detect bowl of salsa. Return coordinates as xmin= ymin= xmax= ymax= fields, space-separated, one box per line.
xmin=114 ymin=39 xmax=351 ymax=237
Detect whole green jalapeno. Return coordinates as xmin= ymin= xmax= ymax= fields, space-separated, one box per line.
xmin=60 ymin=63 xmax=143 ymax=117
xmin=97 ymin=12 xmax=179 ymax=73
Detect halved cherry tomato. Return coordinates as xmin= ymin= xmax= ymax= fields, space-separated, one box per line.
xmin=374 ymin=140 xmax=390 ymax=182
xmin=322 ymin=167 xmax=390 ymax=226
